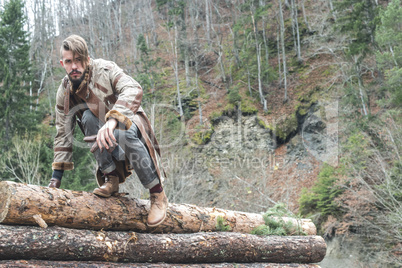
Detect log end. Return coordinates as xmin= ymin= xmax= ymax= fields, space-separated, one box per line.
xmin=311 ymin=236 xmax=327 ymax=263
xmin=0 ymin=181 xmax=13 ymax=223
xmin=302 ymin=219 xmax=317 ymax=236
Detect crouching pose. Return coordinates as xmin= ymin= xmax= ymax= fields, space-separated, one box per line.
xmin=48 ymin=34 xmax=168 ymax=227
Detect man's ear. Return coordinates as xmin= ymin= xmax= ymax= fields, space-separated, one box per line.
xmin=60 ymin=60 xmax=64 ymax=67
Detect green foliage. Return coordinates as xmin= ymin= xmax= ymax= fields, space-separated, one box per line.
xmin=335 ymin=0 xmax=380 ymax=61
xmin=216 ymin=216 xmax=231 ymax=231
xmin=299 ymin=164 xmax=344 ymax=220
xmin=336 ymin=112 xmax=402 ymax=266
xmin=239 ymin=98 xmax=258 ymax=115
xmin=256 ymin=117 xmax=270 ymax=130
xmin=224 ymin=84 xmax=258 ymax=117
xmin=388 ymin=160 xmax=402 ymax=202
xmin=136 ymin=34 xmax=161 ymax=102
xmin=209 ymin=111 xmax=224 ymax=125
xmin=191 ymin=127 xmax=214 ymax=145
xmin=251 ymin=203 xmax=306 ymax=236
xmin=181 ymin=89 xmax=201 ymax=121
xmin=156 ymin=0 xmax=168 ymax=8
xmin=231 ymin=0 xmax=276 ymax=99
xmin=342 ymin=131 xmax=372 ymax=170
xmin=273 ymin=113 xmax=298 ymax=143
xmin=375 ymin=0 xmax=402 ymax=107
xmin=227 ymin=87 xmax=241 ymax=105
xmin=251 ymin=225 xmax=271 ymax=235
xmin=0 ymin=0 xmax=39 ymax=149
xmin=57 ymin=127 xmax=98 ymax=192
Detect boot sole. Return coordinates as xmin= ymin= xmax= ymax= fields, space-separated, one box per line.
xmin=93 ymin=189 xmax=118 ymax=198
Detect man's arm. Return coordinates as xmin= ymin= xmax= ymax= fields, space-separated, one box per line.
xmin=98 ymin=62 xmax=143 ymax=151
xmin=49 ymin=82 xmax=76 ymax=187
xmin=105 ymin=62 xmax=143 ymax=128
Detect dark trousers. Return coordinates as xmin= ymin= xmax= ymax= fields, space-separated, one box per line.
xmin=81 ymin=109 xmax=159 ymax=189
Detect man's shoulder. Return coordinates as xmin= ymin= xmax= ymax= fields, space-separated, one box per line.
xmin=56 ymin=76 xmax=68 ymax=91
xmin=92 ymin=58 xmax=119 ymax=71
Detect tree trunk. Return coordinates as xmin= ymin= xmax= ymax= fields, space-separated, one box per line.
xmin=0 ymin=181 xmax=316 ymax=235
xmin=278 ymin=0 xmax=288 ymax=102
xmin=301 ymin=0 xmax=311 ymax=32
xmin=291 ymin=0 xmax=302 ymax=61
xmin=0 ymin=225 xmax=326 ymax=263
xmin=0 ymin=260 xmax=325 ymax=267
xmin=205 ymin=0 xmax=211 ymax=45
xmin=173 ymin=23 xmax=184 ymax=117
xmin=251 ymin=13 xmax=268 ymax=112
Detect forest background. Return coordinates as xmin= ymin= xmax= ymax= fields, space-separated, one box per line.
xmin=0 ymin=0 xmax=401 ymax=267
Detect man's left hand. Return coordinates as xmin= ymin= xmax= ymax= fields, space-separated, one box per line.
xmin=97 ymin=118 xmax=118 ymax=153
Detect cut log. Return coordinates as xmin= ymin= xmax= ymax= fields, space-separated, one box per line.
xmin=0 ymin=260 xmax=323 ymax=268
xmin=0 ymin=181 xmax=316 ymax=234
xmin=0 ymin=225 xmax=327 ymax=263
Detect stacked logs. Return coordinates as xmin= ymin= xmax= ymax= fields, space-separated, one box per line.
xmin=0 ymin=181 xmax=326 ymax=267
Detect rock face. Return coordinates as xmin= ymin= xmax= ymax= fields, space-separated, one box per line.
xmin=202 ymin=115 xmax=276 ymax=156
xmin=122 ymin=102 xmax=335 ymax=213
xmin=191 ymin=103 xmax=334 ymax=212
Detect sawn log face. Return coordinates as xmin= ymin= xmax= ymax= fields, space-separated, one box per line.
xmin=0 ymin=181 xmax=316 ymax=235
xmin=0 ymin=225 xmax=327 ymax=263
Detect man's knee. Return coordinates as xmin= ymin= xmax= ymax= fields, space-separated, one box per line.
xmin=81 ymin=110 xmax=101 ymax=135
xmin=114 ymin=123 xmax=140 ymax=142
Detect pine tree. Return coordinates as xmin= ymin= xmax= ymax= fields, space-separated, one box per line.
xmin=376 ymin=0 xmax=402 ymax=106
xmin=0 ymin=0 xmax=37 ymax=149
xmin=335 ymin=0 xmax=380 ymax=61
xmin=335 ymin=0 xmax=380 ymax=116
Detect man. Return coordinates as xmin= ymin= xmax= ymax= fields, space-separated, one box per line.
xmin=48 ymin=34 xmax=168 ymax=227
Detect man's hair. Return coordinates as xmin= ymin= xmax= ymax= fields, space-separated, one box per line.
xmin=60 ymin=35 xmax=89 ymax=66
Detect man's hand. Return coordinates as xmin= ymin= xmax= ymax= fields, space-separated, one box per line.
xmin=97 ymin=118 xmax=118 ymax=153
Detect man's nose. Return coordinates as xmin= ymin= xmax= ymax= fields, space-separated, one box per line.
xmin=72 ymin=61 xmax=78 ymax=69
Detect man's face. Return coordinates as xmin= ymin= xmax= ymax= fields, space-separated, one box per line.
xmin=60 ymin=50 xmax=88 ymax=84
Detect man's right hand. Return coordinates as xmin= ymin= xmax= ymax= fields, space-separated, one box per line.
xmin=48 ymin=178 xmax=61 ymax=188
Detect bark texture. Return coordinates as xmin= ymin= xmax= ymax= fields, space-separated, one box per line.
xmin=0 ymin=260 xmax=322 ymax=268
xmin=0 ymin=181 xmax=316 ymax=235
xmin=0 ymin=225 xmax=326 ymax=263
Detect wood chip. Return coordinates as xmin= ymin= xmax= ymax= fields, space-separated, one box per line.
xmin=33 ymin=214 xmax=48 ymax=228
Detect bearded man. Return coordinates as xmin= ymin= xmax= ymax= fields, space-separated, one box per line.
xmin=48 ymin=34 xmax=168 ymax=227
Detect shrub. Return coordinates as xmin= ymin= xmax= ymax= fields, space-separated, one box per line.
xmin=299 ymin=164 xmax=344 ymax=220
xmin=251 ymin=203 xmax=306 ymax=236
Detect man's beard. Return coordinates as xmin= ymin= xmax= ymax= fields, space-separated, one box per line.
xmin=68 ymin=70 xmax=86 ymax=90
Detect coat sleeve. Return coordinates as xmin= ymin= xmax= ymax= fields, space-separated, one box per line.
xmin=104 ymin=63 xmax=143 ymax=130
xmin=52 ymin=82 xmax=75 ymax=171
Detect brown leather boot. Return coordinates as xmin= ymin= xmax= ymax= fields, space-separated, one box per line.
xmin=93 ymin=175 xmax=119 ymax=198
xmin=147 ymin=190 xmax=168 ymax=227
xmin=48 ymin=178 xmax=61 ymax=188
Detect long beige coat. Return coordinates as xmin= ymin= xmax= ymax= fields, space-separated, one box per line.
xmin=53 ymin=58 xmax=164 ymax=186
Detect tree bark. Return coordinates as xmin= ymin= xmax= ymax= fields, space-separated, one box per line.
xmin=0 ymin=260 xmax=323 ymax=268
xmin=278 ymin=0 xmax=288 ymax=102
xmin=0 ymin=181 xmax=316 ymax=235
xmin=0 ymin=225 xmax=326 ymax=263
